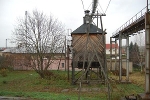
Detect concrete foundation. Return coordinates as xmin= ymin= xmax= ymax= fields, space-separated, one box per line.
xmin=137 ymin=93 xmax=150 ymax=100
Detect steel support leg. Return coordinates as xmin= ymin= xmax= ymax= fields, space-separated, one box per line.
xmin=115 ymin=39 xmax=117 ymax=70
xmin=72 ymin=52 xmax=75 ymax=85
xmin=126 ymin=36 xmax=129 ymax=81
xmin=145 ymin=18 xmax=150 ymax=94
xmin=137 ymin=12 xmax=150 ymax=100
xmin=110 ymin=37 xmax=112 ymax=70
xmin=119 ymin=33 xmax=122 ymax=81
xmin=67 ymin=45 xmax=70 ymax=81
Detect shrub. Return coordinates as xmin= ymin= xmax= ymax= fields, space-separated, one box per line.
xmin=0 ymin=68 xmax=8 ymax=77
xmin=43 ymin=70 xmax=55 ymax=80
xmin=2 ymin=80 xmax=7 ymax=84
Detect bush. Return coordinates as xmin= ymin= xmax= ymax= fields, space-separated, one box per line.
xmin=43 ymin=70 xmax=55 ymax=80
xmin=0 ymin=68 xmax=8 ymax=77
xmin=2 ymin=80 xmax=7 ymax=84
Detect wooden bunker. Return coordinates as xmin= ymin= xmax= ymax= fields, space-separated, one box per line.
xmin=71 ymin=20 xmax=106 ymax=84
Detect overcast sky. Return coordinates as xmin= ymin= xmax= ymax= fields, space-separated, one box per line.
xmin=0 ymin=0 xmax=147 ymax=47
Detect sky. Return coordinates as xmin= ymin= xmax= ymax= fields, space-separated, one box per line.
xmin=0 ymin=0 xmax=148 ymax=47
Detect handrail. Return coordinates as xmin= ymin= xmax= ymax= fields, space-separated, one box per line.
xmin=112 ymin=4 xmax=150 ymax=37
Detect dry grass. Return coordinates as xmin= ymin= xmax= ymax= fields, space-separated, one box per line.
xmin=129 ymin=72 xmax=145 ymax=88
xmin=109 ymin=70 xmax=145 ymax=89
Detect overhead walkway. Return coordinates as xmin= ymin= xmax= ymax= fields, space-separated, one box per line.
xmin=110 ymin=4 xmax=150 ymax=100
xmin=112 ymin=6 xmax=147 ymax=38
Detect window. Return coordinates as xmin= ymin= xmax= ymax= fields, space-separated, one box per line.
xmin=62 ymin=63 xmax=64 ymax=68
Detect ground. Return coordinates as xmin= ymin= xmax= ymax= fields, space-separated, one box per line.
xmin=0 ymin=70 xmax=145 ymax=100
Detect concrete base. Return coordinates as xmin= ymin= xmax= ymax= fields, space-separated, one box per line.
xmin=137 ymin=93 xmax=150 ymax=100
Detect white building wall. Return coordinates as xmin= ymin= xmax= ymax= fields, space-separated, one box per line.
xmin=106 ymin=49 xmax=119 ymax=55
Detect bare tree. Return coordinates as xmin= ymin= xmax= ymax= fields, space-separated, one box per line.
xmin=134 ymin=31 xmax=145 ymax=72
xmin=13 ymin=10 xmax=65 ymax=78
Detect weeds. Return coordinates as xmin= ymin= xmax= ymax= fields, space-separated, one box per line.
xmin=0 ymin=69 xmax=8 ymax=77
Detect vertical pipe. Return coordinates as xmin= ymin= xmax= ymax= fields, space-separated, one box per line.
xmin=25 ymin=11 xmax=27 ymax=50
xmin=6 ymin=39 xmax=7 ymax=49
xmin=126 ymin=36 xmax=129 ymax=81
xmin=64 ymin=36 xmax=66 ymax=71
xmin=110 ymin=37 xmax=112 ymax=70
xmin=147 ymin=0 xmax=149 ymax=13
xmin=72 ymin=51 xmax=75 ymax=85
xmin=67 ymin=45 xmax=70 ymax=81
xmin=119 ymin=33 xmax=122 ymax=81
xmin=145 ymin=13 xmax=150 ymax=93
xmin=114 ymin=39 xmax=117 ymax=70
xmin=97 ymin=11 xmax=98 ymax=32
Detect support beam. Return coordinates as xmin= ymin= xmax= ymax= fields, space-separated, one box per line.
xmin=137 ymin=11 xmax=150 ymax=100
xmin=114 ymin=39 xmax=117 ymax=70
xmin=110 ymin=37 xmax=112 ymax=70
xmin=119 ymin=33 xmax=122 ymax=81
xmin=145 ymin=12 xmax=150 ymax=94
xmin=67 ymin=45 xmax=70 ymax=81
xmin=126 ymin=36 xmax=129 ymax=81
xmin=72 ymin=51 xmax=75 ymax=85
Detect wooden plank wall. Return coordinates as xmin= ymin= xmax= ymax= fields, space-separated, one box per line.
xmin=72 ymin=34 xmax=105 ymax=62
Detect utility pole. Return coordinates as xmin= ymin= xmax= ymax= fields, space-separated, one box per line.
xmin=137 ymin=1 xmax=150 ymax=99
xmin=6 ymin=39 xmax=7 ymax=49
xmin=67 ymin=45 xmax=70 ymax=80
xmin=64 ymin=35 xmax=66 ymax=71
xmin=25 ymin=11 xmax=27 ymax=52
xmin=147 ymin=0 xmax=149 ymax=12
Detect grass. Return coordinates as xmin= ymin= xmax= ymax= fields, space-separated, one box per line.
xmin=0 ymin=91 xmax=103 ymax=100
xmin=0 ymin=70 xmax=145 ymax=100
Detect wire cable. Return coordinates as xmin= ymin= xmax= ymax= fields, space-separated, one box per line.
xmin=87 ymin=2 xmax=92 ymax=10
xmin=105 ymin=0 xmax=112 ymax=13
xmin=98 ymin=3 xmax=104 ymax=14
xmin=80 ymin=0 xmax=85 ymax=11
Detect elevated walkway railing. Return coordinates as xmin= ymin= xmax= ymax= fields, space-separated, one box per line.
xmin=112 ymin=4 xmax=150 ymax=37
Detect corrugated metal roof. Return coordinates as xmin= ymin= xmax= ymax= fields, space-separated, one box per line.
xmin=71 ymin=24 xmax=104 ymax=34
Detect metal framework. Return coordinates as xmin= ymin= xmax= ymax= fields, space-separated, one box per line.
xmin=71 ymin=11 xmax=107 ymax=83
xmin=70 ymin=0 xmax=111 ymax=99
xmin=110 ymin=4 xmax=148 ymax=82
xmin=110 ymin=3 xmax=150 ymax=99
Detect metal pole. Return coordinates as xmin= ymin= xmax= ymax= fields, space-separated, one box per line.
xmin=145 ymin=13 xmax=150 ymax=94
xmin=64 ymin=36 xmax=66 ymax=71
xmin=97 ymin=11 xmax=98 ymax=32
xmin=137 ymin=8 xmax=150 ymax=100
xmin=147 ymin=0 xmax=149 ymax=12
xmin=114 ymin=39 xmax=117 ymax=70
xmin=25 ymin=11 xmax=27 ymax=37
xmin=110 ymin=37 xmax=112 ymax=70
xmin=72 ymin=50 xmax=75 ymax=85
xmin=25 ymin=11 xmax=27 ymax=52
xmin=119 ymin=33 xmax=122 ymax=81
xmin=67 ymin=45 xmax=70 ymax=81
xmin=6 ymin=39 xmax=7 ymax=49
xmin=126 ymin=36 xmax=129 ymax=81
